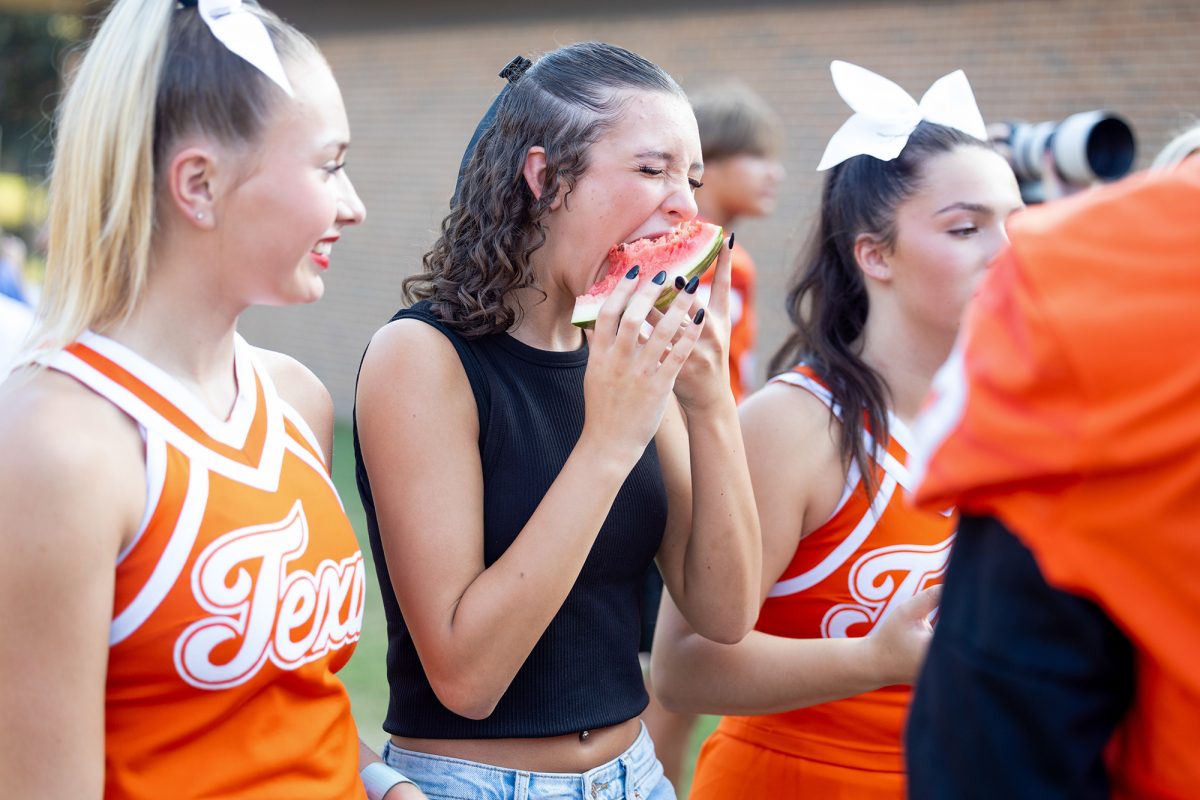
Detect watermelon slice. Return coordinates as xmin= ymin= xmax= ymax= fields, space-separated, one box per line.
xmin=571 ymin=220 xmax=724 ymax=328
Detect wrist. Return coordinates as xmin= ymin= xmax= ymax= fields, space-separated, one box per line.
xmin=577 ymin=424 xmax=649 ymax=472
xmin=361 ymin=761 xmax=414 ymax=800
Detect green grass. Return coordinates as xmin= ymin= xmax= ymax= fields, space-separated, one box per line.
xmin=331 ymin=421 xmax=715 ymax=794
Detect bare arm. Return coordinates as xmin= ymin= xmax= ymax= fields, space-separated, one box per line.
xmin=0 ymin=372 xmax=144 ymax=798
xmin=652 ymin=242 xmax=762 ymax=644
xmin=652 ymin=383 xmax=939 ymax=715
xmin=356 ymin=276 xmax=705 ymax=720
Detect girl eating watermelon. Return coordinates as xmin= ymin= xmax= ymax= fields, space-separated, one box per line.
xmin=352 ymin=42 xmax=761 ymax=799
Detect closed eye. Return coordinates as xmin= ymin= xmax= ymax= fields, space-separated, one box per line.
xmin=689 ymin=178 xmax=704 ymax=191
xmin=638 ymin=165 xmax=664 ymax=177
xmin=949 ymin=225 xmax=979 ymax=237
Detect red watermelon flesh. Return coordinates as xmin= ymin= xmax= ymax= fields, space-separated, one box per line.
xmin=572 ymin=220 xmax=724 ymax=328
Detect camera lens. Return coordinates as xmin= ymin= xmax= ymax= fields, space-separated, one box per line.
xmin=1052 ymin=111 xmax=1136 ymax=185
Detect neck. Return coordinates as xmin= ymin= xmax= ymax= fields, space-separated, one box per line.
xmin=506 ymin=285 xmax=586 ymax=352
xmin=103 ymin=235 xmax=245 ymax=417
xmin=858 ymin=301 xmax=956 ymax=424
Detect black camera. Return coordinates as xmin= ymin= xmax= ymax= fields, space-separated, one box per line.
xmin=1003 ymin=111 xmax=1137 ymax=203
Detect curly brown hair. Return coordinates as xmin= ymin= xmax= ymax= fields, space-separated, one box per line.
xmin=403 ymin=42 xmax=685 ymax=338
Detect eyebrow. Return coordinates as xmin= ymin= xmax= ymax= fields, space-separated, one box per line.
xmin=635 ymin=150 xmax=704 ymax=172
xmin=934 ymin=201 xmax=992 ymax=216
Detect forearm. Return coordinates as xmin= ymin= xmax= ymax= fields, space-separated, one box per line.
xmin=670 ymin=404 xmax=761 ymax=642
xmin=419 ymin=438 xmax=637 ymax=717
xmin=652 ymin=626 xmax=883 ymax=716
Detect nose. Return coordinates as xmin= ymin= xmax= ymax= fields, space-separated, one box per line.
xmin=662 ymin=176 xmax=699 ymax=223
xmin=336 ymin=169 xmax=367 ymax=226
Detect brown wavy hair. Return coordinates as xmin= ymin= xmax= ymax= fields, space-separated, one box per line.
xmin=769 ymin=121 xmax=992 ymax=497
xmin=403 ymin=42 xmax=685 ymax=337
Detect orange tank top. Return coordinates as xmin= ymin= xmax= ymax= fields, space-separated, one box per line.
xmin=45 ymin=333 xmax=366 ymax=800
xmin=720 ymin=365 xmax=955 ymax=772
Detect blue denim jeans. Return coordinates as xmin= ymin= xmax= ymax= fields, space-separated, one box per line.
xmin=381 ymin=722 xmax=676 ymax=800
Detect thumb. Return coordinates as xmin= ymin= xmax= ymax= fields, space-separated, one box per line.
xmin=906 ymin=584 xmax=943 ymax=622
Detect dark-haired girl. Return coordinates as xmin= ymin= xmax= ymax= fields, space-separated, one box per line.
xmin=353 ymin=42 xmax=761 ymax=799
xmin=651 ymin=62 xmax=1023 ymax=799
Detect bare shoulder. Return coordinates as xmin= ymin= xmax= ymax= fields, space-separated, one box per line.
xmin=0 ymin=368 xmax=143 ymax=555
xmin=739 ymin=380 xmax=845 ymax=534
xmin=252 ymin=346 xmax=332 ymax=423
xmin=739 ymin=380 xmax=840 ymax=460
xmin=357 ymin=318 xmax=475 ymax=421
xmin=251 ymin=346 xmax=334 ymax=461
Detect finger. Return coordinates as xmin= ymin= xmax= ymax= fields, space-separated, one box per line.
xmin=907 ymin=585 xmax=944 ymax=622
xmin=701 ymin=239 xmax=734 ymax=319
xmin=643 ymin=288 xmax=695 ymax=359
xmin=616 ymin=269 xmax=670 ymax=353
xmin=593 ymin=264 xmax=643 ymax=343
xmin=656 ymin=307 xmax=706 ymax=380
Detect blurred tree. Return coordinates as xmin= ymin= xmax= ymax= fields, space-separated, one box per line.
xmin=0 ymin=12 xmax=83 ymax=176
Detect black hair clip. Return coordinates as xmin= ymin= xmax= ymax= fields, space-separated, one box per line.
xmin=498 ymin=56 xmax=533 ymax=84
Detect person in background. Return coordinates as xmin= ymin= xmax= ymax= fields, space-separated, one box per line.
xmin=652 ymin=62 xmax=1023 ymax=799
xmin=907 ymin=126 xmax=1200 ymax=799
xmin=0 ymin=1 xmax=422 ymax=797
xmin=1151 ymin=122 xmax=1200 ymax=170
xmin=0 ymin=232 xmax=30 ymax=305
xmin=691 ymin=81 xmax=784 ymax=403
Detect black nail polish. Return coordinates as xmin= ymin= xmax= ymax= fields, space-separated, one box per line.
xmin=685 ymin=276 xmax=699 ymax=294
xmin=728 ymin=231 xmax=736 ymax=250
xmin=652 ymin=270 xmax=667 ymax=285
xmin=674 ymin=276 xmax=686 ymax=290
xmin=625 ymin=264 xmax=640 ymax=279
xmin=694 ymin=308 xmax=706 ymax=324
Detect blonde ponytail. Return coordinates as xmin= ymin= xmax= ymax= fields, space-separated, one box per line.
xmin=35 ymin=0 xmax=172 ymax=357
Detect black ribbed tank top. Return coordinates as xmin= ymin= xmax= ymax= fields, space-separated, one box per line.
xmin=353 ymin=301 xmax=668 ymax=738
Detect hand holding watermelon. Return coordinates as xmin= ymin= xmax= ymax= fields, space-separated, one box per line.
xmin=665 ymin=234 xmax=736 ymax=415
xmin=579 ymin=261 xmax=707 ymax=464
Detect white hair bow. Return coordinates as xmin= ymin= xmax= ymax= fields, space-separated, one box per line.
xmin=198 ymin=0 xmax=294 ymax=97
xmin=816 ymin=60 xmax=986 ymax=171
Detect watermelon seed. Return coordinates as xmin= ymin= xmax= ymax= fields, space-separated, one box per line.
xmin=728 ymin=231 xmax=736 ymax=250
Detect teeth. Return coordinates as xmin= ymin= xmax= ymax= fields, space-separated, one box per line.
xmin=312 ymin=241 xmax=332 ymax=256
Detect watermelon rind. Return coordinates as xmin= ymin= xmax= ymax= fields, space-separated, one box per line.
xmin=572 ymin=225 xmax=724 ymax=329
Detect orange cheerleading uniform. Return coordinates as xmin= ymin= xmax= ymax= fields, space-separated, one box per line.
xmin=698 ymin=239 xmax=757 ymax=403
xmin=913 ymin=157 xmax=1200 ymax=799
xmin=691 ymin=365 xmax=954 ymax=800
xmin=44 ymin=333 xmax=367 ymax=800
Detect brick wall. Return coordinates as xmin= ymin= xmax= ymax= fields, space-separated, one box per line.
xmin=241 ymin=0 xmax=1200 ymax=419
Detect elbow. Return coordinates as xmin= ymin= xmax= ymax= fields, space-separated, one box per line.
xmin=650 ymin=657 xmax=702 ymax=714
xmin=426 ymin=669 xmax=502 ymax=721
xmin=689 ymin=607 xmax=756 ymax=646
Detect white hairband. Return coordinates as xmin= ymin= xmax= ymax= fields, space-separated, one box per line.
xmin=817 ymin=60 xmax=986 ymax=171
xmin=197 ymin=0 xmax=294 ymax=97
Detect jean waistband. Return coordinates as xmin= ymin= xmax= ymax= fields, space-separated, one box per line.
xmin=382 ymin=722 xmax=665 ymax=800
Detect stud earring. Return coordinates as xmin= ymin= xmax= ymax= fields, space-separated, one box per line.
xmin=195 ymin=211 xmax=205 ymax=220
